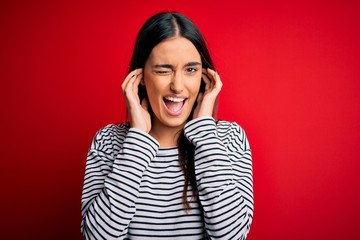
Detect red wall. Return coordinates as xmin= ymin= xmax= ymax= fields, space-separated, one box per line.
xmin=1 ymin=1 xmax=359 ymax=239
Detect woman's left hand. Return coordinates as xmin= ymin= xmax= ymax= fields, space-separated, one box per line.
xmin=193 ymin=68 xmax=222 ymax=119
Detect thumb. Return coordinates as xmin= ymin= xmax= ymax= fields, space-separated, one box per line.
xmin=197 ymin=92 xmax=204 ymax=105
xmin=141 ymin=97 xmax=149 ymax=111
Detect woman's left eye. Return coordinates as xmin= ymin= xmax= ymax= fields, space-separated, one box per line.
xmin=186 ymin=68 xmax=197 ymax=73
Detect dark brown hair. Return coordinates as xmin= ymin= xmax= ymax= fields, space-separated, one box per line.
xmin=129 ymin=12 xmax=216 ymax=210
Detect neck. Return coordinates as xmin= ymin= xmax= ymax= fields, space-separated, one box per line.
xmin=149 ymin=123 xmax=184 ymax=148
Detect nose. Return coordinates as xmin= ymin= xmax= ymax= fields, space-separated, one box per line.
xmin=170 ymin=71 xmax=183 ymax=93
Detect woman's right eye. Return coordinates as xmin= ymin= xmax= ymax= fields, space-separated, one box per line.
xmin=155 ymin=70 xmax=171 ymax=75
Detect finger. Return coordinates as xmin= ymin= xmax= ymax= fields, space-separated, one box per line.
xmin=213 ymin=71 xmax=223 ymax=91
xmin=203 ymin=68 xmax=218 ymax=89
xmin=123 ymin=73 xmax=137 ymax=97
xmin=206 ymin=68 xmax=216 ymax=78
xmin=141 ymin=97 xmax=149 ymax=111
xmin=123 ymin=69 xmax=142 ymax=94
xmin=126 ymin=72 xmax=143 ymax=97
xmin=121 ymin=69 xmax=143 ymax=92
xmin=197 ymin=92 xmax=204 ymax=105
xmin=202 ymin=73 xmax=211 ymax=91
xmin=206 ymin=68 xmax=217 ymax=87
xmin=132 ymin=72 xmax=143 ymax=95
xmin=207 ymin=68 xmax=222 ymax=92
xmin=122 ymin=69 xmax=137 ymax=88
xmin=124 ymin=76 xmax=143 ymax=109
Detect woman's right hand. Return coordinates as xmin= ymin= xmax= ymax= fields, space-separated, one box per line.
xmin=121 ymin=68 xmax=151 ymax=133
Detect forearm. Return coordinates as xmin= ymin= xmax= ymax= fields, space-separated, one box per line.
xmin=185 ymin=117 xmax=253 ymax=239
xmin=81 ymin=127 xmax=159 ymax=239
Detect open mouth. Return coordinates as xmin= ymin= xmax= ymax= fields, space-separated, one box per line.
xmin=163 ymin=96 xmax=187 ymax=115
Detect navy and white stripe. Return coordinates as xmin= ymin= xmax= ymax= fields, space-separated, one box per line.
xmin=81 ymin=117 xmax=253 ymax=239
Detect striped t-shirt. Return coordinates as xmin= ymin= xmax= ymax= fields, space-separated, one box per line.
xmin=81 ymin=117 xmax=253 ymax=239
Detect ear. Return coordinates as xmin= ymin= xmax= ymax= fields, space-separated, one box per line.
xmin=140 ymin=77 xmax=145 ymax=86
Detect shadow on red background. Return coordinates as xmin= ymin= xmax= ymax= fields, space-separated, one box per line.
xmin=1 ymin=0 xmax=359 ymax=239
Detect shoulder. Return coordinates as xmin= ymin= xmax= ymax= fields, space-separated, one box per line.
xmin=90 ymin=122 xmax=130 ymax=152
xmin=216 ymin=120 xmax=251 ymax=152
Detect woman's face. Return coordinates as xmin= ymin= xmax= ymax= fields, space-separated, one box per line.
xmin=143 ymin=36 xmax=202 ymax=131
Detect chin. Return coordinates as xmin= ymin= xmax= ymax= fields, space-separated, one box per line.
xmin=156 ymin=108 xmax=192 ymax=128
xmin=163 ymin=115 xmax=190 ymax=128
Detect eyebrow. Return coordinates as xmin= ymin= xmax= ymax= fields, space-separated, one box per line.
xmin=185 ymin=61 xmax=201 ymax=67
xmin=154 ymin=61 xmax=201 ymax=69
xmin=154 ymin=64 xmax=173 ymax=69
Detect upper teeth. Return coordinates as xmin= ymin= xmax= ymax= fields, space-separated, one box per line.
xmin=165 ymin=96 xmax=185 ymax=102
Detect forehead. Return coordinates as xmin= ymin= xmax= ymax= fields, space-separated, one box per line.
xmin=148 ymin=37 xmax=201 ymax=64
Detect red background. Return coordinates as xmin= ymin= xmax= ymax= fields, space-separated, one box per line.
xmin=1 ymin=0 xmax=359 ymax=239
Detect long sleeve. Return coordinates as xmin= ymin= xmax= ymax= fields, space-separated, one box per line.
xmin=184 ymin=117 xmax=253 ymax=240
xmin=81 ymin=124 xmax=159 ymax=240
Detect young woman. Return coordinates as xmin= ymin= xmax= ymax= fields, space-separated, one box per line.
xmin=81 ymin=12 xmax=253 ymax=239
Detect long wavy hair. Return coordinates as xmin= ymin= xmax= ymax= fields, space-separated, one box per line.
xmin=128 ymin=12 xmax=216 ymax=210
